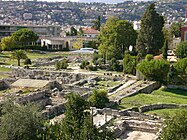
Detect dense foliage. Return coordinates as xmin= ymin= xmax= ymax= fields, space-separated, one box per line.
xmin=145 ymin=54 xmax=153 ymax=61
xmin=12 ymin=28 xmax=38 ymax=47
xmin=0 ymin=36 xmax=16 ymax=51
xmin=136 ymin=3 xmax=165 ymax=57
xmin=99 ymin=17 xmax=137 ymax=60
xmin=55 ymin=59 xmax=69 ymax=70
xmin=162 ymin=40 xmax=168 ymax=60
xmin=89 ymin=89 xmax=109 ymax=108
xmin=176 ymin=41 xmax=187 ymax=59
xmin=137 ymin=59 xmax=170 ymax=82
xmin=160 ymin=110 xmax=187 ymax=140
xmin=123 ymin=54 xmax=137 ymax=75
xmin=80 ymin=60 xmax=90 ymax=69
xmin=0 ymin=101 xmax=43 ymax=140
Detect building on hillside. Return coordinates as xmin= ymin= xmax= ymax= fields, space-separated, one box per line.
xmin=181 ymin=5 xmax=187 ymax=41
xmin=0 ymin=24 xmax=61 ymax=39
xmin=41 ymin=36 xmax=98 ymax=51
xmin=82 ymin=28 xmax=100 ymax=38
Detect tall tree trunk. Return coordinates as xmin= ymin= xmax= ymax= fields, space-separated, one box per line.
xmin=17 ymin=59 xmax=20 ymax=66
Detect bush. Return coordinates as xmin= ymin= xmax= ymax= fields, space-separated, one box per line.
xmin=137 ymin=59 xmax=170 ymax=82
xmin=80 ymin=60 xmax=89 ymax=69
xmin=123 ymin=54 xmax=137 ymax=75
xmin=92 ymin=52 xmax=99 ymax=65
xmin=145 ymin=54 xmax=153 ymax=61
xmin=109 ymin=58 xmax=122 ymax=71
xmin=176 ymin=41 xmax=187 ymax=59
xmin=86 ymin=65 xmax=97 ymax=71
xmin=173 ymin=57 xmax=187 ymax=75
xmin=24 ymin=58 xmax=32 ymax=66
xmin=55 ymin=59 xmax=68 ymax=70
xmin=89 ymin=89 xmax=109 ymax=108
xmin=160 ymin=110 xmax=187 ymax=140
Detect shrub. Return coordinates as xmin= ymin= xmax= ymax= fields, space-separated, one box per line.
xmin=24 ymin=58 xmax=32 ymax=66
xmin=145 ymin=54 xmax=153 ymax=61
xmin=109 ymin=58 xmax=122 ymax=71
xmin=176 ymin=41 xmax=187 ymax=59
xmin=123 ymin=54 xmax=137 ymax=75
xmin=173 ymin=57 xmax=187 ymax=75
xmin=86 ymin=65 xmax=97 ymax=71
xmin=89 ymin=89 xmax=109 ymax=108
xmin=137 ymin=59 xmax=170 ymax=82
xmin=160 ymin=110 xmax=187 ymax=140
xmin=55 ymin=59 xmax=68 ymax=70
xmin=80 ymin=60 xmax=89 ymax=69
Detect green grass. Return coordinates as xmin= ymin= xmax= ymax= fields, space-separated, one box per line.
xmin=0 ymin=67 xmax=11 ymax=72
xmin=113 ymin=87 xmax=187 ymax=110
xmin=146 ymin=109 xmax=187 ymax=118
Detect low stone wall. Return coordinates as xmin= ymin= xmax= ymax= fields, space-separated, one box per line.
xmin=12 ymin=68 xmax=86 ymax=84
xmin=167 ymin=85 xmax=187 ymax=90
xmin=139 ymin=103 xmax=187 ymax=113
xmin=42 ymin=103 xmax=65 ymax=118
xmin=16 ymin=90 xmax=50 ymax=104
xmin=140 ymin=81 xmax=161 ymax=93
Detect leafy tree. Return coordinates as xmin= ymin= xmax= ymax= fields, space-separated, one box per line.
xmin=78 ymin=27 xmax=84 ymax=36
xmin=163 ymin=27 xmax=173 ymax=44
xmin=162 ymin=40 xmax=168 ymax=60
xmin=170 ymin=22 xmax=182 ymax=38
xmin=92 ymin=16 xmax=101 ymax=31
xmin=0 ymin=36 xmax=16 ymax=51
xmin=137 ymin=59 xmax=170 ymax=82
xmin=11 ymin=50 xmax=28 ymax=66
xmin=145 ymin=54 xmax=154 ymax=61
xmin=89 ymin=89 xmax=109 ymax=109
xmin=123 ymin=54 xmax=137 ymax=75
xmin=176 ymin=41 xmax=187 ymax=59
xmin=0 ymin=100 xmax=43 ymax=140
xmin=160 ymin=110 xmax=187 ymax=140
xmin=99 ymin=17 xmax=137 ymax=60
xmin=136 ymin=3 xmax=165 ymax=57
xmin=12 ymin=28 xmax=38 ymax=48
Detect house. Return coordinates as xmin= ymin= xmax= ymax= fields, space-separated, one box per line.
xmin=82 ymin=28 xmax=100 ymax=38
xmin=181 ymin=5 xmax=187 ymax=41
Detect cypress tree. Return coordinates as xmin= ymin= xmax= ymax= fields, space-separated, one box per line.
xmin=136 ymin=3 xmax=165 ymax=57
xmin=162 ymin=40 xmax=168 ymax=60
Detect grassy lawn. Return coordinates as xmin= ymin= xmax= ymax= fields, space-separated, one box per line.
xmin=146 ymin=109 xmax=187 ymax=118
xmin=113 ymin=87 xmax=187 ymax=110
xmin=0 ymin=67 xmax=11 ymax=72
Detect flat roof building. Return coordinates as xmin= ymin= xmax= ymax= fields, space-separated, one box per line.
xmin=0 ymin=24 xmax=61 ymax=39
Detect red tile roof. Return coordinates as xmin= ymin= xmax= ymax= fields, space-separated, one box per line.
xmin=82 ymin=28 xmax=100 ymax=34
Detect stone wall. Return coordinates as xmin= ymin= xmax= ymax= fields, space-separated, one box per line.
xmin=42 ymin=103 xmax=65 ymax=118
xmin=12 ymin=68 xmax=86 ymax=84
xmin=167 ymin=85 xmax=187 ymax=90
xmin=15 ymin=90 xmax=50 ymax=104
xmin=139 ymin=103 xmax=187 ymax=113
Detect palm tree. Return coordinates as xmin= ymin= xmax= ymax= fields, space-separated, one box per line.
xmin=11 ymin=50 xmax=28 ymax=66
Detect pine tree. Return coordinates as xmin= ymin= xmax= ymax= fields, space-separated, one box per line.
xmin=136 ymin=3 xmax=165 ymax=57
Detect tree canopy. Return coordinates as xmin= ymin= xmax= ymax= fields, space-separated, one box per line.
xmin=12 ymin=28 xmax=38 ymax=47
xmin=176 ymin=41 xmax=187 ymax=59
xmin=136 ymin=3 xmax=165 ymax=57
xmin=0 ymin=101 xmax=43 ymax=140
xmin=137 ymin=59 xmax=170 ymax=82
xmin=0 ymin=36 xmax=16 ymax=51
xmin=160 ymin=110 xmax=187 ymax=140
xmin=98 ymin=16 xmax=137 ymax=61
